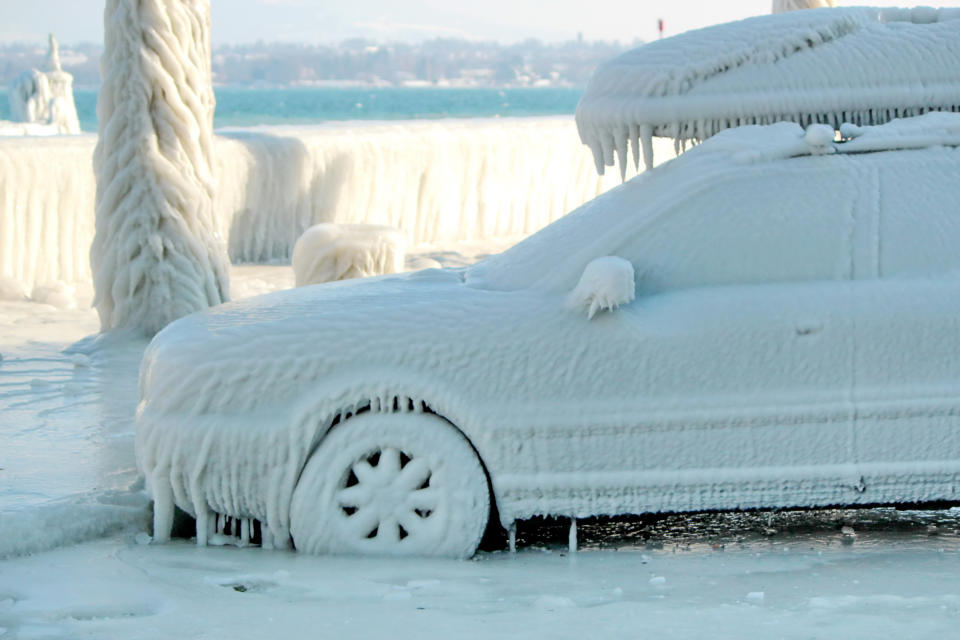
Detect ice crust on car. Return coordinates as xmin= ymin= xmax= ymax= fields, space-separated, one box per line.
xmin=136 ymin=114 xmax=960 ymax=552
xmin=576 ymin=7 xmax=960 ymax=175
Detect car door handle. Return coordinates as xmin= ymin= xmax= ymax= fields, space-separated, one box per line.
xmin=794 ymin=319 xmax=823 ymax=336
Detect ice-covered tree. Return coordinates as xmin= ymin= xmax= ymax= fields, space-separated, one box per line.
xmin=92 ymin=0 xmax=229 ymax=335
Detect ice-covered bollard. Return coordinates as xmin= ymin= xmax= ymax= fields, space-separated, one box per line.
xmin=292 ymin=224 xmax=407 ymax=287
xmin=772 ymin=0 xmax=835 ymax=13
xmin=566 ymin=256 xmax=636 ymax=320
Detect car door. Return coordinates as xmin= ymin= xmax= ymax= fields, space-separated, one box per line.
xmin=545 ymin=157 xmax=869 ymax=514
xmin=849 ymin=149 xmax=960 ymax=501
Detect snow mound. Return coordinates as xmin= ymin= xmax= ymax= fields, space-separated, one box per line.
xmin=0 ymin=277 xmax=28 ymax=301
xmin=30 ymin=281 xmax=77 ymax=310
xmin=566 ymin=256 xmax=635 ymax=319
xmin=577 ymin=7 xmax=960 ymax=174
xmin=0 ymin=490 xmax=150 ymax=559
xmin=292 ymin=224 xmax=406 ymax=286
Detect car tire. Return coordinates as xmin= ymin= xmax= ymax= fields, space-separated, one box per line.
xmin=290 ymin=411 xmax=490 ymax=558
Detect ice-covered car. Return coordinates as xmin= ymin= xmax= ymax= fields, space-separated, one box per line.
xmin=137 ymin=113 xmax=960 ymax=558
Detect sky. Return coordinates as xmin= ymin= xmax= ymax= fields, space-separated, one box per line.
xmin=1 ymin=1 xmax=960 ymax=46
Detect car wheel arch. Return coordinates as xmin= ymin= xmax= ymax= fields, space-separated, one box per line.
xmin=288 ymin=386 xmax=505 ymax=548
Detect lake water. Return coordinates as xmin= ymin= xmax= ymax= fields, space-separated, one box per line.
xmin=0 ymin=87 xmax=585 ymax=133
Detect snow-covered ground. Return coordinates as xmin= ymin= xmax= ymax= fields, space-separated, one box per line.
xmin=3 ymin=241 xmax=960 ymax=638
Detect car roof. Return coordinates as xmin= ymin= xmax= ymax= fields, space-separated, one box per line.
xmin=681 ymin=112 xmax=960 ymax=164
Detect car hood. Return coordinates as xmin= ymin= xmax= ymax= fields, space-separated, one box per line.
xmin=139 ymin=268 xmax=565 ymax=416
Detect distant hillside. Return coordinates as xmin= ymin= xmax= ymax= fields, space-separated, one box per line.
xmin=0 ymin=38 xmax=633 ymax=89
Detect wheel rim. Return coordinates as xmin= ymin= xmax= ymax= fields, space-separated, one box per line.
xmin=290 ymin=412 xmax=490 ymax=557
xmin=333 ymin=446 xmax=440 ymax=547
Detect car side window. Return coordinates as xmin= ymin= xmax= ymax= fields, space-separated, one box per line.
xmin=876 ymin=147 xmax=960 ymax=279
xmin=619 ymin=157 xmax=857 ymax=295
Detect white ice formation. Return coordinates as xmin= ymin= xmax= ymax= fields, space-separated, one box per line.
xmin=6 ymin=34 xmax=81 ymax=135
xmin=576 ymin=7 xmax=960 ymax=175
xmin=292 ymin=224 xmax=406 ymax=287
xmin=566 ymin=255 xmax=635 ymax=319
xmin=137 ymin=114 xmax=960 ymax=552
xmin=0 ymin=118 xmax=645 ymax=297
xmin=92 ymin=0 xmax=230 ymax=335
xmin=772 ymin=0 xmax=835 ymax=13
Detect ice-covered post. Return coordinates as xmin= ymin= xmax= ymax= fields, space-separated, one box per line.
xmin=772 ymin=0 xmax=835 ymax=12
xmin=91 ymin=0 xmax=230 ymax=335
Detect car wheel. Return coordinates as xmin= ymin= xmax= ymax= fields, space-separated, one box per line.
xmin=290 ymin=411 xmax=490 ymax=558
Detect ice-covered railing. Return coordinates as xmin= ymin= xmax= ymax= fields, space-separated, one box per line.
xmin=576 ymin=7 xmax=960 ymax=176
xmin=0 ymin=118 xmax=654 ymax=295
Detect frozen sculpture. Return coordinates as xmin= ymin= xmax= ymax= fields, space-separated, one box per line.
xmin=7 ymin=34 xmax=81 ymax=135
xmin=92 ymin=0 xmax=230 ymax=334
xmin=576 ymin=7 xmax=960 ymax=176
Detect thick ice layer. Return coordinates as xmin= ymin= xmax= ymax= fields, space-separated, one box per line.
xmin=137 ymin=116 xmax=960 ymax=550
xmin=0 ymin=118 xmax=642 ymax=294
xmin=577 ymin=7 xmax=960 ymax=174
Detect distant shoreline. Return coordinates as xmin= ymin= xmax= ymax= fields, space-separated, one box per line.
xmin=0 ymin=86 xmax=586 ymax=134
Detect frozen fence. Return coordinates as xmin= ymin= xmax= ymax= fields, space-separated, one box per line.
xmin=0 ymin=117 xmax=638 ymax=293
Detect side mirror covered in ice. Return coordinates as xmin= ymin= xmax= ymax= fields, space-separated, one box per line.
xmin=566 ymin=256 xmax=636 ymax=320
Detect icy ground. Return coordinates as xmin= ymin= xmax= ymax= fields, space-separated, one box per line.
xmin=2 ymin=509 xmax=960 ymax=639
xmin=2 ymin=244 xmax=960 ymax=638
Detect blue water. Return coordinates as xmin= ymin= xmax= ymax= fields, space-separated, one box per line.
xmin=0 ymin=87 xmax=584 ymax=133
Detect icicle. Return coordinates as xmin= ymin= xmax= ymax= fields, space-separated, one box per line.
xmin=151 ymin=469 xmax=175 ymax=543
xmin=568 ymin=517 xmax=578 ymax=553
xmin=599 ymin=132 xmax=615 ymax=170
xmin=508 ymin=522 xmax=517 ymax=553
xmin=614 ymin=131 xmax=628 ymax=182
xmin=261 ymin=527 xmax=274 ymax=550
xmin=628 ymin=123 xmax=640 ymax=171
xmin=241 ymin=518 xmax=251 ymax=545
xmin=196 ymin=506 xmax=212 ymax=546
xmin=216 ymin=512 xmax=225 ymax=535
xmin=639 ymin=125 xmax=654 ymax=172
xmin=588 ymin=138 xmax=605 ymax=176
